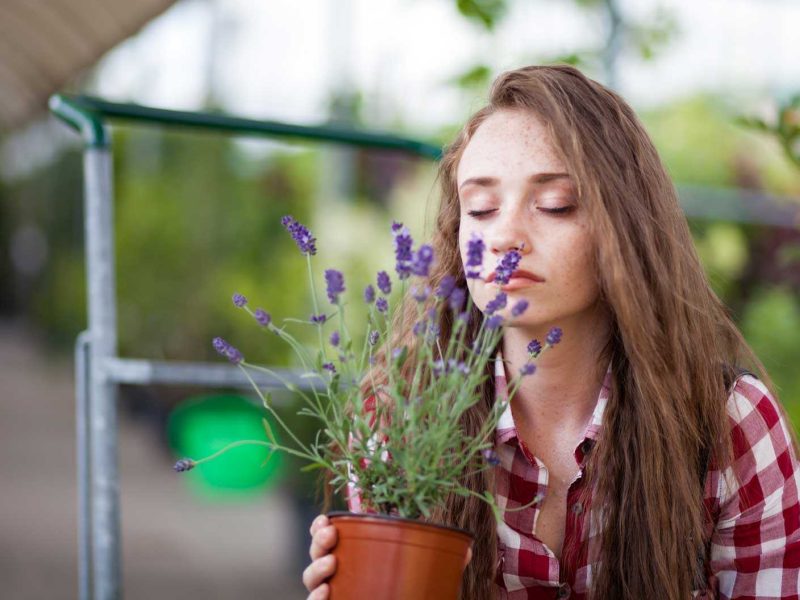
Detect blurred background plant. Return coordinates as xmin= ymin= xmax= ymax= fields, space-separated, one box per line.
xmin=1 ymin=0 xmax=798 ymax=598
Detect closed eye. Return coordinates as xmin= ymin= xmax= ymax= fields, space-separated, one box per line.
xmin=539 ymin=206 xmax=574 ymax=214
xmin=466 ymin=209 xmax=496 ymax=218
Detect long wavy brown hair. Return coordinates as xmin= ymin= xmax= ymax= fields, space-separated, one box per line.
xmin=327 ymin=64 xmax=797 ymax=599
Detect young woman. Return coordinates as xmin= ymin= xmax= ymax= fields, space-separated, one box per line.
xmin=302 ymin=65 xmax=800 ymax=599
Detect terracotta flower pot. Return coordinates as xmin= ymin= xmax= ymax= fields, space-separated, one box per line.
xmin=327 ymin=511 xmax=473 ymax=600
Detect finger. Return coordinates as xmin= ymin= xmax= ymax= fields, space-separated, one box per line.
xmin=307 ymin=583 xmax=330 ymax=600
xmin=309 ymin=514 xmax=329 ymax=536
xmin=302 ymin=555 xmax=337 ymax=591
xmin=310 ymin=525 xmax=338 ymax=560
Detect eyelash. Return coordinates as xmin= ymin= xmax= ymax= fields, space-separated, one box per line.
xmin=466 ymin=206 xmax=574 ymax=218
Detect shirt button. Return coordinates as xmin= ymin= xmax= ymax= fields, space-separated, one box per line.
xmin=571 ymin=502 xmax=584 ymax=515
xmin=556 ymin=582 xmax=571 ymax=598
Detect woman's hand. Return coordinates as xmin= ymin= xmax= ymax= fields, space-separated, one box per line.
xmin=302 ymin=514 xmax=338 ymax=599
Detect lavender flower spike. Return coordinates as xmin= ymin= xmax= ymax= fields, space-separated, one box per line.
xmin=232 ymin=293 xmax=247 ymax=308
xmin=435 ymin=275 xmax=456 ymax=299
xmin=494 ymin=250 xmax=521 ymax=285
xmin=363 ymin=284 xmax=376 ymax=304
xmin=368 ymin=331 xmax=379 ymax=345
xmin=281 ymin=215 xmax=317 ymax=256
xmin=485 ymin=292 xmax=507 ymax=315
xmin=329 ymin=331 xmax=340 ymax=347
xmin=376 ymin=297 xmax=389 ymax=314
xmin=546 ymin=327 xmax=563 ymax=346
xmin=324 ymin=269 xmax=345 ymax=304
xmin=254 ymin=308 xmax=271 ymax=327
xmin=225 ymin=345 xmax=243 ymax=364
xmin=411 ymin=244 xmax=434 ymax=277
xmin=485 ymin=315 xmax=504 ymax=330
xmin=173 ymin=458 xmax=196 ymax=472
xmin=511 ymin=300 xmax=529 ymax=317
xmin=212 ymin=337 xmax=229 ymax=356
xmin=481 ymin=448 xmax=501 ymax=467
xmin=527 ymin=339 xmax=542 ymax=357
xmin=465 ymin=233 xmax=485 ymax=279
xmin=376 ymin=271 xmax=392 ymax=295
xmin=449 ymin=287 xmax=466 ymax=313
xmin=520 ymin=363 xmax=537 ymax=376
xmin=393 ymin=225 xmax=414 ymax=280
xmin=310 ymin=313 xmax=327 ymax=324
xmin=213 ymin=337 xmax=243 ymax=364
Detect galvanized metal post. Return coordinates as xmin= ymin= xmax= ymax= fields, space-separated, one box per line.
xmin=75 ymin=330 xmax=93 ymax=600
xmin=83 ymin=146 xmax=121 ymax=600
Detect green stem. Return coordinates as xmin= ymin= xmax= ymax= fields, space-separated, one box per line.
xmin=306 ymin=253 xmax=327 ymax=359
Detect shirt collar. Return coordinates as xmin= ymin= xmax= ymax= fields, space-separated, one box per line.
xmin=493 ymin=350 xmax=612 ymax=464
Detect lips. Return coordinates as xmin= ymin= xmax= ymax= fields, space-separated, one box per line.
xmin=486 ymin=269 xmax=545 ymax=284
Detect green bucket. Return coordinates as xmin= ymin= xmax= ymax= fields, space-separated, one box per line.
xmin=168 ymin=393 xmax=283 ymax=498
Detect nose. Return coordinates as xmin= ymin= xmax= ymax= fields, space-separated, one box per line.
xmin=487 ymin=213 xmax=531 ymax=258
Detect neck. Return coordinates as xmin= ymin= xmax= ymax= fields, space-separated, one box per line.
xmin=501 ymin=302 xmax=611 ymax=434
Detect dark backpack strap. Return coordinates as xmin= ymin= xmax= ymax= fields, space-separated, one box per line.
xmin=694 ymin=365 xmax=753 ymax=589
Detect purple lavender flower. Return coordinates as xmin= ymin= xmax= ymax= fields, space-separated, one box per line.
xmin=485 ymin=315 xmax=503 ymax=330
xmin=465 ymin=233 xmax=485 ymax=278
xmin=281 ymin=215 xmax=317 ymax=256
xmin=212 ymin=337 xmax=243 ymax=364
xmin=527 ymin=339 xmax=542 ymax=357
xmin=412 ymin=285 xmax=430 ymax=303
xmin=485 ymin=292 xmax=507 ymax=315
xmin=329 ymin=331 xmax=340 ymax=347
xmin=412 ymin=321 xmax=427 ymax=337
xmin=410 ymin=244 xmax=434 ymax=277
xmin=322 ymin=362 xmax=336 ymax=373
xmin=232 ymin=293 xmax=247 ymax=308
xmin=391 ymin=347 xmax=404 ymax=359
xmin=363 ymin=284 xmax=376 ymax=304
xmin=226 ymin=345 xmax=243 ymax=364
xmin=368 ymin=331 xmax=379 ymax=345
xmin=391 ymin=221 xmax=403 ymax=232
xmin=520 ymin=363 xmax=537 ymax=376
xmin=173 ymin=458 xmax=195 ymax=472
xmin=435 ymin=275 xmax=456 ymax=299
xmin=376 ymin=297 xmax=388 ymax=314
xmin=310 ymin=313 xmax=327 ymax=324
xmin=493 ymin=250 xmax=521 ymax=285
xmin=212 ymin=337 xmax=229 ymax=355
xmin=254 ymin=308 xmax=271 ymax=327
xmin=546 ymin=327 xmax=563 ymax=346
xmin=511 ymin=300 xmax=529 ymax=317
xmin=324 ymin=269 xmax=345 ymax=304
xmin=432 ymin=359 xmax=445 ymax=376
xmin=481 ymin=448 xmax=501 ymax=467
xmin=393 ymin=225 xmax=414 ymax=280
xmin=376 ymin=271 xmax=392 ymax=295
xmin=449 ymin=287 xmax=466 ymax=312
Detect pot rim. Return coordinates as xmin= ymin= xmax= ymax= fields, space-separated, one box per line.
xmin=327 ymin=510 xmax=474 ymax=540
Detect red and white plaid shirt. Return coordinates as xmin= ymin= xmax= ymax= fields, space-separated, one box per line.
xmin=492 ymin=354 xmax=800 ymax=600
xmin=347 ymin=355 xmax=800 ymax=599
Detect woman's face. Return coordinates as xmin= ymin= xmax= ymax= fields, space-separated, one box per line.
xmin=456 ymin=109 xmax=601 ymax=333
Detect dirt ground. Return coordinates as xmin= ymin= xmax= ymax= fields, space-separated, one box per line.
xmin=0 ymin=319 xmax=309 ymax=599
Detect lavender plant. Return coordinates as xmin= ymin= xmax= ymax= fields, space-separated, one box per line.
xmin=174 ymin=216 xmax=562 ymax=523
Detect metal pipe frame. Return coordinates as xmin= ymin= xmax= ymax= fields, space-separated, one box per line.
xmin=50 ymin=94 xmax=441 ymax=600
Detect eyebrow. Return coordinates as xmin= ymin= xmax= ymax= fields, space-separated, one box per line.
xmin=458 ymin=172 xmax=571 ymax=191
